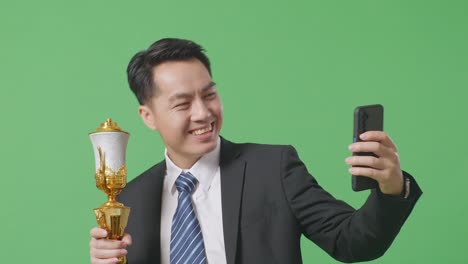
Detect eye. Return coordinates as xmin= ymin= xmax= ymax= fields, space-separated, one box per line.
xmin=205 ymin=92 xmax=216 ymax=99
xmin=174 ymin=102 xmax=190 ymax=109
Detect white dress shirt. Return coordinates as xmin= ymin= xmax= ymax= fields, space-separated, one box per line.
xmin=160 ymin=138 xmax=227 ymax=264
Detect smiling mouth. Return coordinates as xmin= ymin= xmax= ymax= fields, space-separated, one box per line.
xmin=190 ymin=122 xmax=214 ymax=135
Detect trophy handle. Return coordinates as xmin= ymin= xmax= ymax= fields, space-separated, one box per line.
xmin=93 ymin=208 xmax=128 ymax=264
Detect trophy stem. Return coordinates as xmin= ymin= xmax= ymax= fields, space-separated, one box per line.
xmin=102 ymin=199 xmax=124 ymax=208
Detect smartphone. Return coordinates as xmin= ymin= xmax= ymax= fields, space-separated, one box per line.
xmin=352 ymin=104 xmax=383 ymax=191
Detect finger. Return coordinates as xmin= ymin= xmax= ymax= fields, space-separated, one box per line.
xmin=345 ymin=156 xmax=385 ymax=170
xmin=91 ymin=256 xmax=119 ymax=264
xmin=360 ymin=131 xmax=397 ymax=150
xmin=90 ymin=237 xmax=127 ymax=250
xmin=90 ymin=248 xmax=127 ymax=259
xmin=90 ymin=227 xmax=108 ymax=239
xmin=349 ymin=141 xmax=394 ymax=157
xmin=348 ymin=167 xmax=381 ymax=181
xmin=122 ymin=233 xmax=132 ymax=246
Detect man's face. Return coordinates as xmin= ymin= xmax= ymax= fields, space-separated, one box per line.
xmin=138 ymin=58 xmax=223 ymax=168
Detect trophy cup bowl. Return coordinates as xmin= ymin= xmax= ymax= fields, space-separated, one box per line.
xmin=90 ymin=118 xmax=130 ymax=264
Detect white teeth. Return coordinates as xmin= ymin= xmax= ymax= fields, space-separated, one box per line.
xmin=192 ymin=124 xmax=213 ymax=135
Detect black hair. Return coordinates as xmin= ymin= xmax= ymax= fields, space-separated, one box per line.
xmin=127 ymin=38 xmax=212 ymax=105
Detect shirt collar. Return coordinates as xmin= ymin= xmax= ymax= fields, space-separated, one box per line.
xmin=165 ymin=137 xmax=220 ymax=194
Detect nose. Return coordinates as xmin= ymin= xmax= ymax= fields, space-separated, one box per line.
xmin=191 ymin=98 xmax=211 ymax=122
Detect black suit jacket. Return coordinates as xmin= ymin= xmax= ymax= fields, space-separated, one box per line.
xmin=119 ymin=138 xmax=422 ymax=264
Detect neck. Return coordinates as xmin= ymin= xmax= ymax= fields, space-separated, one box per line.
xmin=167 ymin=152 xmax=201 ymax=169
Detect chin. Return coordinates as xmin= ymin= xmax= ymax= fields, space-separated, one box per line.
xmin=195 ymin=139 xmax=217 ymax=154
xmin=201 ymin=141 xmax=217 ymax=153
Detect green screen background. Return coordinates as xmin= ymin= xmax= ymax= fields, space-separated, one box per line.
xmin=1 ymin=0 xmax=466 ymax=263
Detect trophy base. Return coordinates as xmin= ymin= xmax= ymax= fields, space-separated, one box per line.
xmin=95 ymin=206 xmax=130 ymax=263
xmin=117 ymin=256 xmax=126 ymax=264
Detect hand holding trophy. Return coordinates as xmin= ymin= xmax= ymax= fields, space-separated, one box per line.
xmin=89 ymin=118 xmax=130 ymax=264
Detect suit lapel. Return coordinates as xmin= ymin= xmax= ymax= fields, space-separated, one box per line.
xmin=220 ymin=138 xmax=246 ymax=264
xmin=149 ymin=161 xmax=166 ymax=262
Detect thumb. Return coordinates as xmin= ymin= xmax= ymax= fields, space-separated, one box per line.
xmin=122 ymin=233 xmax=132 ymax=246
xmin=90 ymin=227 xmax=107 ymax=239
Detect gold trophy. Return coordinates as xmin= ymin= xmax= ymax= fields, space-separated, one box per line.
xmin=89 ymin=118 xmax=130 ymax=264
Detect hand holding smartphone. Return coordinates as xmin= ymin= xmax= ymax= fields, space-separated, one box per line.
xmin=352 ymin=104 xmax=383 ymax=191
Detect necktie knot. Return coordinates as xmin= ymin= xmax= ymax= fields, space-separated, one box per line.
xmin=175 ymin=172 xmax=198 ymax=194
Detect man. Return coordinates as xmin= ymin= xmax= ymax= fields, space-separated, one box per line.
xmin=89 ymin=38 xmax=422 ymax=264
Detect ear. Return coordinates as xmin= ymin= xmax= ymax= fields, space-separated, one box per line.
xmin=138 ymin=105 xmax=158 ymax=131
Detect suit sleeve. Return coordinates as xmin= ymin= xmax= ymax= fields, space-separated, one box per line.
xmin=280 ymin=145 xmax=422 ymax=262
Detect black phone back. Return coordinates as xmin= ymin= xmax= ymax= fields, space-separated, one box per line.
xmin=352 ymin=104 xmax=384 ymax=191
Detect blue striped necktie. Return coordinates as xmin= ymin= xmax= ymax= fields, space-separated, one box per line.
xmin=170 ymin=172 xmax=207 ymax=264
